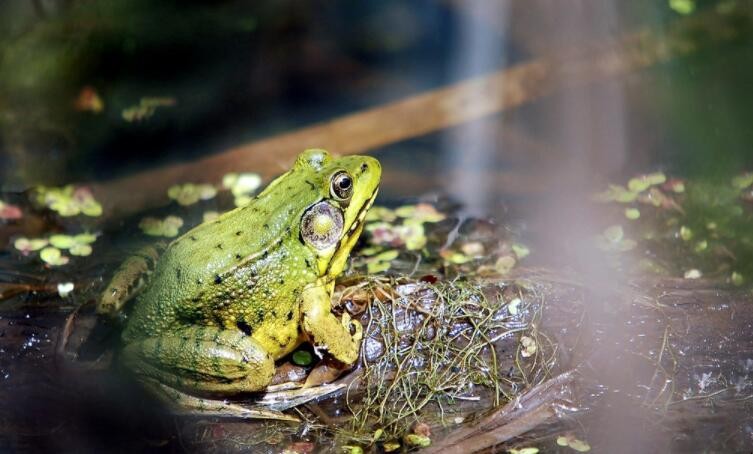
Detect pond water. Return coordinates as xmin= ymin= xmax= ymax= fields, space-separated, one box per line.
xmin=1 ymin=1 xmax=753 ymax=452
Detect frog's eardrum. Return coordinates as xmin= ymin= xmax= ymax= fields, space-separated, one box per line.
xmin=301 ymin=201 xmax=344 ymax=250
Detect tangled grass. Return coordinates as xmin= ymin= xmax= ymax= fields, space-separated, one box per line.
xmin=339 ymin=276 xmax=556 ymax=442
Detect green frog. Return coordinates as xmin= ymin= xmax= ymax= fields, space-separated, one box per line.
xmin=99 ymin=149 xmax=380 ymax=414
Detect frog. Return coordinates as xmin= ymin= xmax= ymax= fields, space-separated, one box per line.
xmin=100 ymin=149 xmax=380 ymax=415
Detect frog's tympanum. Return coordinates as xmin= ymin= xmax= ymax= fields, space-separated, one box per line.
xmin=102 ymin=149 xmax=380 ymax=410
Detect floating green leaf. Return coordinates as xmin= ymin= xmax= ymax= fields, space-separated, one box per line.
xmin=69 ymin=243 xmax=93 ymax=256
xmin=556 ymin=435 xmax=591 ymax=452
xmin=669 ymin=0 xmax=695 ymax=15
xmin=625 ymin=208 xmax=641 ymax=220
xmin=14 ymin=237 xmax=49 ymax=254
xmin=167 ymin=183 xmax=217 ymax=206
xmin=732 ymin=172 xmax=753 ymax=190
xmin=394 ymin=203 xmax=445 ymax=223
xmin=365 ymin=206 xmax=397 ymax=223
xmin=365 ymin=249 xmax=400 ymax=274
xmin=512 ymin=243 xmax=530 ymax=259
xmin=679 ymin=226 xmax=693 ymax=241
xmin=139 ymin=216 xmax=184 ymax=237
xmin=49 ymin=234 xmax=76 ymax=249
xmin=223 ymin=172 xmax=262 ymax=207
xmin=34 ymin=185 xmax=102 ymax=217
xmin=40 ymin=247 xmax=69 ymax=266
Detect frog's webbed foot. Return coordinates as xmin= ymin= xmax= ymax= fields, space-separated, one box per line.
xmin=340 ymin=312 xmax=363 ymax=344
xmin=122 ymin=326 xmax=275 ymax=396
xmin=148 ymin=380 xmax=300 ymax=421
xmin=301 ymin=284 xmax=363 ymax=365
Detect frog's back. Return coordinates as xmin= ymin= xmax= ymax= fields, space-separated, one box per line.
xmin=123 ymin=180 xmax=316 ymax=340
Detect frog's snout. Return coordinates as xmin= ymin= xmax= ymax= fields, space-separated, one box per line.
xmin=358 ymin=156 xmax=382 ymax=181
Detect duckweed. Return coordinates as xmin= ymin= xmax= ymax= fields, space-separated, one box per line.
xmin=167 ymin=183 xmax=217 ymax=206
xmin=40 ymin=247 xmax=69 ymax=266
xmin=556 ymin=435 xmax=591 ymax=452
xmin=222 ymin=172 xmax=262 ymax=207
xmin=34 ymin=185 xmax=103 ymax=217
xmin=139 ymin=215 xmax=184 ymax=237
xmin=14 ymin=237 xmax=49 ymax=254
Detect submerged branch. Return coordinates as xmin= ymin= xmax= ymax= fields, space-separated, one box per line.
xmin=425 ymin=370 xmax=578 ymax=454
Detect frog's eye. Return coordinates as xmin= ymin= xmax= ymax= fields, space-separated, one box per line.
xmin=331 ymin=171 xmax=353 ymax=201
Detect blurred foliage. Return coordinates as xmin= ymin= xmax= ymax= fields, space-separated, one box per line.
xmin=595 ymin=170 xmax=753 ymax=284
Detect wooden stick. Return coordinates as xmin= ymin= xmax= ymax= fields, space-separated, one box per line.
xmin=92 ymin=6 xmax=748 ymax=218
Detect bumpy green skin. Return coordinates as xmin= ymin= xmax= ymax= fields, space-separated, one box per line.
xmin=120 ymin=149 xmax=380 ymax=399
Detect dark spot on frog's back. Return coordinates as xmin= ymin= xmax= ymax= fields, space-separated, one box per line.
xmin=305 ymin=180 xmax=316 ymax=191
xmin=190 ymin=235 xmax=197 ymax=242
xmin=235 ymin=231 xmax=242 ymax=236
xmin=236 ymin=320 xmax=253 ymax=336
xmin=214 ymin=275 xmax=222 ymax=285
xmin=175 ymin=267 xmax=182 ymax=279
xmin=287 ymin=311 xmax=293 ymax=321
xmin=216 ymin=243 xmax=223 ymax=250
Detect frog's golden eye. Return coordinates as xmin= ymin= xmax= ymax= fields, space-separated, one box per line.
xmin=330 ymin=171 xmax=353 ymax=201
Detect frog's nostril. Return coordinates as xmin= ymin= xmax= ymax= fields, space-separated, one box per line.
xmin=360 ymin=163 xmax=368 ymax=172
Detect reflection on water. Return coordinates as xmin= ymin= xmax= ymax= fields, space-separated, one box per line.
xmin=442 ymin=0 xmax=509 ymax=216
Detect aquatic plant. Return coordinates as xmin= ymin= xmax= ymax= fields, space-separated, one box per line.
xmin=167 ymin=183 xmax=217 ymax=206
xmin=339 ymin=277 xmax=552 ymax=443
xmin=222 ymin=172 xmax=262 ymax=207
xmin=138 ymin=215 xmax=184 ymax=237
xmin=33 ymin=185 xmax=103 ymax=217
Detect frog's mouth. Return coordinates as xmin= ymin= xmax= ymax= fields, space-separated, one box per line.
xmin=345 ymin=188 xmax=378 ymax=237
xmin=323 ymin=188 xmax=378 ymax=278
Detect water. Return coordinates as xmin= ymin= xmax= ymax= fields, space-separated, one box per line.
xmin=2 ymin=0 xmax=753 ymax=452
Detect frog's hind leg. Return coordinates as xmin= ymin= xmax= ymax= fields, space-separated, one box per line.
xmin=97 ymin=243 xmax=165 ymax=316
xmin=122 ymin=326 xmax=275 ymax=399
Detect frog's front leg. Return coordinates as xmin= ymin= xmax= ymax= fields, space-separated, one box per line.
xmin=301 ymin=282 xmax=363 ymax=365
xmin=122 ymin=326 xmax=275 ymax=398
